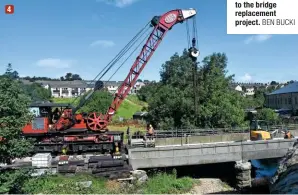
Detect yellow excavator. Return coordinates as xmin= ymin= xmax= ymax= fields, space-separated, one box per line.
xmin=249 ymin=119 xmax=272 ymax=141
xmin=249 ymin=119 xmax=294 ymax=141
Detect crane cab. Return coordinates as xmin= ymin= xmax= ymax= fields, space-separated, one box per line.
xmin=22 ymin=101 xmax=74 ymax=135
xmin=249 ymin=120 xmax=272 ymax=141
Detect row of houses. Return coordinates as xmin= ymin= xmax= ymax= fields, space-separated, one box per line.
xmin=230 ymin=82 xmax=281 ymax=96
xmin=265 ymin=81 xmax=298 ymax=114
xmin=21 ymin=78 xmax=286 ymax=98
xmin=21 ymin=78 xmax=298 ymax=114
xmin=21 ymin=80 xmax=147 ymax=98
xmin=231 ymin=81 xmax=298 ymax=114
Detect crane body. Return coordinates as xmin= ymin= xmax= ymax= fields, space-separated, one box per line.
xmin=20 ymin=9 xmax=197 ymax=159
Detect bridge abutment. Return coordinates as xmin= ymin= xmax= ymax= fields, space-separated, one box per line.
xmin=235 ymin=160 xmax=252 ymax=190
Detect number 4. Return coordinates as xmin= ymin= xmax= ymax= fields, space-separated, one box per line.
xmin=5 ymin=5 xmax=14 ymax=14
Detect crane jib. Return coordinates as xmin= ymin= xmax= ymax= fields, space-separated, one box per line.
xmin=85 ymin=9 xmax=198 ymax=131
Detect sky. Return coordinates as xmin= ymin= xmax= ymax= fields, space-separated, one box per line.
xmin=1 ymin=0 xmax=297 ymax=83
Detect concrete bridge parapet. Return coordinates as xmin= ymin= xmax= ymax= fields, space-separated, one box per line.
xmin=128 ymin=139 xmax=296 ymax=170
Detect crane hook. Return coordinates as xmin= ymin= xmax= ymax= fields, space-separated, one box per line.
xmin=188 ymin=38 xmax=199 ymax=60
xmin=188 ymin=47 xmax=200 ymax=60
xmin=191 ymin=48 xmax=200 ymax=58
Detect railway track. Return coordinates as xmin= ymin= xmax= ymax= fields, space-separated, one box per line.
xmin=57 ymin=155 xmax=133 ymax=179
xmin=1 ymin=153 xmax=133 ymax=180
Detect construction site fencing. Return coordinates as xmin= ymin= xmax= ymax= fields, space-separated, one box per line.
xmin=130 ymin=124 xmax=298 ymax=139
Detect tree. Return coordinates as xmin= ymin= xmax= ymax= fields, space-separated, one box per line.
xmin=65 ymin=73 xmax=72 ymax=80
xmin=72 ymin=74 xmax=82 ymax=80
xmin=253 ymin=88 xmax=266 ymax=107
xmin=20 ymin=83 xmax=51 ymax=101
xmin=22 ymin=76 xmax=59 ymax=81
xmin=242 ymin=86 xmax=247 ymax=92
xmin=12 ymin=71 xmax=19 ymax=79
xmin=3 ymin=63 xmax=19 ymax=79
xmin=137 ymin=79 xmax=143 ymax=82
xmin=137 ymin=82 xmax=161 ymax=102
xmin=256 ymin=108 xmax=279 ymax=124
xmin=270 ymin=81 xmax=278 ymax=85
xmin=0 ymin=76 xmax=34 ymax=193
xmin=145 ymin=50 xmax=245 ymax=129
xmin=60 ymin=73 xmax=82 ymax=81
xmin=79 ymin=91 xmax=113 ymax=113
xmin=197 ymin=53 xmax=245 ymax=128
xmin=4 ymin=63 xmax=12 ymax=75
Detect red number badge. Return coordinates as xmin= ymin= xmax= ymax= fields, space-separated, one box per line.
xmin=5 ymin=5 xmax=14 ymax=14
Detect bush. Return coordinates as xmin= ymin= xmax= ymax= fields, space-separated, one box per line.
xmin=257 ymin=108 xmax=280 ymax=124
xmin=142 ymin=171 xmax=194 ymax=194
xmin=22 ymin=174 xmax=108 ymax=194
xmin=21 ymin=172 xmax=195 ymax=194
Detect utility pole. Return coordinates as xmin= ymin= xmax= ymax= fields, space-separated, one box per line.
xmin=188 ymin=38 xmax=200 ymax=126
xmin=193 ymin=61 xmax=198 ymax=120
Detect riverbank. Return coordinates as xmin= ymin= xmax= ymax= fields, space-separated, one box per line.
xmin=21 ymin=172 xmax=195 ymax=194
xmin=5 ymin=168 xmax=274 ymax=194
xmin=19 ymin=171 xmax=242 ymax=194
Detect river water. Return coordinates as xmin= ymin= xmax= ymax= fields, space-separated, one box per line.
xmin=251 ymin=158 xmax=279 ymax=178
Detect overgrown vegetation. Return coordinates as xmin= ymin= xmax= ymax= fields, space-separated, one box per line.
xmin=256 ymin=108 xmax=280 ymax=124
xmin=0 ymin=65 xmax=34 ymax=193
xmin=21 ymin=83 xmax=51 ymax=101
xmin=21 ymin=172 xmax=194 ymax=194
xmin=138 ymin=50 xmax=246 ymax=129
xmin=142 ymin=171 xmax=194 ymax=194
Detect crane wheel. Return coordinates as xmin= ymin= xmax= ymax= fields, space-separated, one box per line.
xmin=86 ymin=112 xmax=109 ymax=131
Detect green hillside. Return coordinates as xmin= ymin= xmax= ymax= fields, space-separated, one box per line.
xmin=52 ymin=97 xmax=79 ymax=105
xmin=52 ymin=94 xmax=147 ymax=119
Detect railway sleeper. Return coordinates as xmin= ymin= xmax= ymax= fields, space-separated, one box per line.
xmin=88 ymin=159 xmax=125 ymax=168
xmin=97 ymin=160 xmax=125 ymax=168
xmin=68 ymin=160 xmax=85 ymax=166
xmin=92 ymin=165 xmax=131 ymax=174
xmin=88 ymin=155 xmax=113 ymax=163
xmin=58 ymin=165 xmax=77 ymax=173
xmin=94 ymin=169 xmax=131 ymax=179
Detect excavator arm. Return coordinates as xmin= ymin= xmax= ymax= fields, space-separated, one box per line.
xmin=86 ymin=9 xmax=197 ymax=131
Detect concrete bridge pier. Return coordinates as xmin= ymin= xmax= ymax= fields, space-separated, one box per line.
xmin=235 ymin=160 xmax=252 ymax=190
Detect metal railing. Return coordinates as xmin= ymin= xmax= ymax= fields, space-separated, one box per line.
xmin=130 ymin=124 xmax=298 ymax=139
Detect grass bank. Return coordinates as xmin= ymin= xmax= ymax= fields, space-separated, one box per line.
xmin=51 ymin=95 xmax=147 ymax=120
xmin=22 ymin=172 xmax=194 ymax=194
xmin=52 ymin=95 xmax=147 ymax=133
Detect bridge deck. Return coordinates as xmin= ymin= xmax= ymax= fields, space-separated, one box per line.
xmin=128 ymin=139 xmax=296 ymax=170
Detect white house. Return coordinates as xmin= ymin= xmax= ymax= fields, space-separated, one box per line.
xmin=36 ymin=80 xmax=87 ymax=98
xmin=235 ymin=85 xmax=242 ymax=92
xmin=132 ymin=81 xmax=146 ymax=94
xmin=21 ymin=79 xmax=147 ymax=98
xmin=245 ymin=87 xmax=255 ymax=96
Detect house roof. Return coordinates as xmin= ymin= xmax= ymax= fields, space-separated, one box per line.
xmin=85 ymin=80 xmax=124 ymax=87
xmin=20 ymin=80 xmax=88 ymax=88
xmin=103 ymin=81 xmax=123 ymax=87
xmin=269 ymin=82 xmax=298 ymax=95
xmin=20 ymin=79 xmax=32 ymax=85
xmin=20 ymin=79 xmax=143 ymax=88
xmin=30 ymin=101 xmax=73 ymax=108
xmin=36 ymin=80 xmax=87 ymax=88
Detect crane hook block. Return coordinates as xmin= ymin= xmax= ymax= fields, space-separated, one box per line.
xmin=191 ymin=49 xmax=200 ymax=58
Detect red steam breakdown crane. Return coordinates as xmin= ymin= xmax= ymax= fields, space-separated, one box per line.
xmin=20 ymin=8 xmax=198 ymax=155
